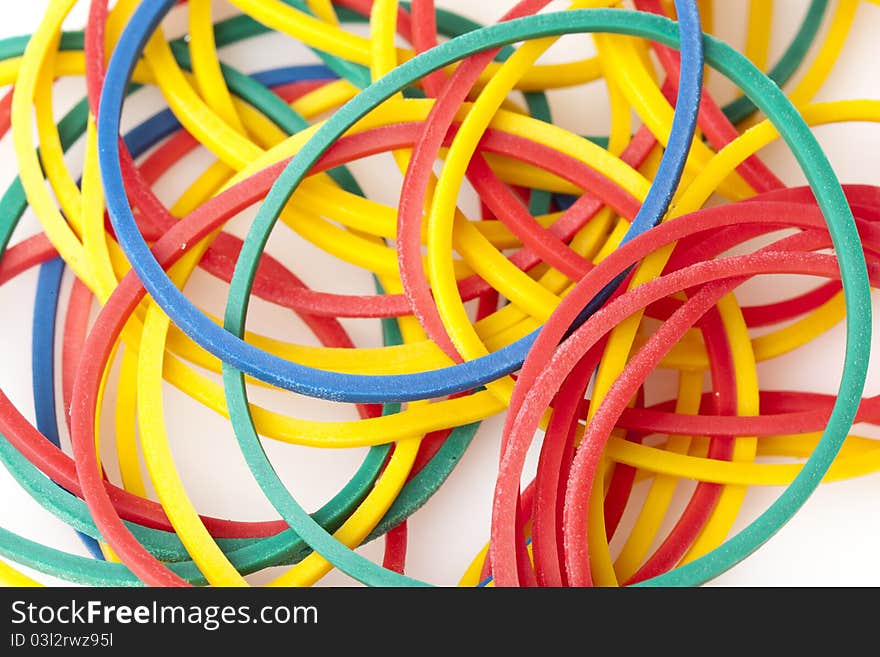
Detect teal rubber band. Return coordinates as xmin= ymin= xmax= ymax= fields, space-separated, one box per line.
xmin=219 ymin=8 xmax=869 ymax=586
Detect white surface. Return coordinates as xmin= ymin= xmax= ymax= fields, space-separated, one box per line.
xmin=1 ymin=0 xmax=879 ymax=587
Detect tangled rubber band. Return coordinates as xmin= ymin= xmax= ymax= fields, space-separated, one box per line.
xmin=0 ymin=0 xmax=878 ymax=587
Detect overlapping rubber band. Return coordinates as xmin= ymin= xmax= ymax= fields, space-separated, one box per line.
xmin=0 ymin=0 xmax=877 ymax=587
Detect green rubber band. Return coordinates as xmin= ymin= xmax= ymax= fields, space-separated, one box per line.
xmin=220 ymin=7 xmax=869 ymax=587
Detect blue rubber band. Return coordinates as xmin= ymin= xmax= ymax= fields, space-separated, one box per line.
xmin=32 ymin=257 xmax=105 ymax=560
xmin=97 ymin=2 xmax=704 ymax=404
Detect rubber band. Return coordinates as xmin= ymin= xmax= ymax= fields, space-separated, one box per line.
xmin=2 ymin=0 xmax=878 ymax=587
xmin=32 ymin=258 xmax=105 ymax=560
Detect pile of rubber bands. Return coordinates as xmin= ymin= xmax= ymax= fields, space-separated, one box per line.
xmin=1 ymin=0 xmax=879 ymax=587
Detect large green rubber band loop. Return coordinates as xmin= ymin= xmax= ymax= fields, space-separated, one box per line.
xmin=217 ymin=8 xmax=870 ymax=586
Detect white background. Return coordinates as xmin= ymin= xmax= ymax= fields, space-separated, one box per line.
xmin=1 ymin=0 xmax=879 ymax=586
